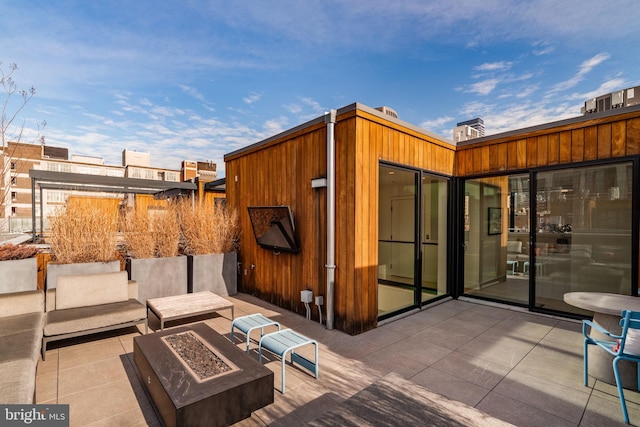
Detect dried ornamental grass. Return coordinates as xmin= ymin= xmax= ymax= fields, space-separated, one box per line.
xmin=48 ymin=200 xmax=119 ymax=264
xmin=121 ymin=209 xmax=155 ymax=259
xmin=122 ymin=203 xmax=180 ymax=258
xmin=178 ymin=199 xmax=239 ymax=255
xmin=0 ymin=243 xmax=40 ymax=261
xmin=153 ymin=203 xmax=180 ymax=258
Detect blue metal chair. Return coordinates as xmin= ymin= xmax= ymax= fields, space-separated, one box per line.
xmin=583 ymin=309 xmax=640 ymax=424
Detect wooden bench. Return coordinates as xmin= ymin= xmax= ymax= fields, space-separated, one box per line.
xmin=258 ymin=329 xmax=318 ymax=393
xmin=146 ymin=291 xmax=234 ymax=331
xmin=231 ymin=313 xmax=281 ymax=352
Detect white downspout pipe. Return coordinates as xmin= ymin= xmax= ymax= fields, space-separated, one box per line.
xmin=325 ymin=110 xmax=337 ymax=330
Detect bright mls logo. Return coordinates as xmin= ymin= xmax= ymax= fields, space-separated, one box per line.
xmin=1 ymin=405 xmax=69 ymax=426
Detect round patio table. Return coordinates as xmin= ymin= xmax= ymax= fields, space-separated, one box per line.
xmin=564 ymin=292 xmax=640 ymax=389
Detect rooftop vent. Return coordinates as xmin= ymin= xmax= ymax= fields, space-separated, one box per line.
xmin=375 ymin=106 xmax=399 ymax=119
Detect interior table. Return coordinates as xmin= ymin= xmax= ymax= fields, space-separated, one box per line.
xmin=564 ymin=291 xmax=640 ymax=389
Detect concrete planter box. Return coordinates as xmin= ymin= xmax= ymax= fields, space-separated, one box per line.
xmin=0 ymin=257 xmax=38 ymax=293
xmin=187 ymin=252 xmax=237 ymax=296
xmin=127 ymin=256 xmax=188 ymax=303
xmin=46 ymin=260 xmax=120 ymax=289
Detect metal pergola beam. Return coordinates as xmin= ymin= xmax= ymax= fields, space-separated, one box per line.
xmin=37 ymin=183 xmax=160 ymax=194
xmin=29 ymin=169 xmax=198 ymax=241
xmin=29 ymin=169 xmax=196 ymax=191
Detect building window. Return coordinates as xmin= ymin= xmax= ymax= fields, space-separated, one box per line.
xmin=10 ymin=162 xmax=17 ymax=170
xmin=46 ymin=163 xmax=72 ymax=173
xmin=77 ymin=166 xmax=101 ymax=175
xmin=145 ymin=170 xmax=155 ymax=180
xmin=10 ymin=177 xmax=17 ymax=185
xmin=11 ymin=207 xmax=17 ymax=216
xmin=129 ymin=169 xmax=142 ymax=179
xmin=166 ymin=172 xmax=177 ymax=181
xmin=46 ymin=191 xmax=66 ymax=203
xmin=105 ymin=169 xmax=124 ymax=177
xmin=11 ymin=191 xmax=17 ymax=200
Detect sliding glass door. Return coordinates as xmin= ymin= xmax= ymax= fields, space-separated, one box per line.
xmin=463 ymin=160 xmax=636 ymax=315
xmin=463 ymin=175 xmax=529 ymax=305
xmin=534 ymin=161 xmax=634 ymax=314
xmin=378 ymin=164 xmax=449 ymax=318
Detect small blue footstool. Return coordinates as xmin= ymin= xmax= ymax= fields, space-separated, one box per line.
xmin=231 ymin=313 xmax=281 ymax=352
xmin=259 ymin=328 xmax=318 ymax=393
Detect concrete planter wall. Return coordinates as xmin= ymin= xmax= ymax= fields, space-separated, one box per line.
xmin=46 ymin=260 xmax=120 ymax=290
xmin=0 ymin=257 xmax=38 ymax=293
xmin=187 ymin=252 xmax=238 ymax=296
xmin=127 ymin=256 xmax=188 ymax=303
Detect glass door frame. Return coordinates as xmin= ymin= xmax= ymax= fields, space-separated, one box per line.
xmin=378 ymin=161 xmax=452 ymax=320
xmin=457 ymin=156 xmax=640 ymax=316
xmin=529 ymin=157 xmax=640 ymax=316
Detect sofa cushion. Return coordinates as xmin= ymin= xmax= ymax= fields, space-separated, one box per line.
xmin=0 ymin=359 xmax=38 ymax=404
xmin=0 ymin=312 xmax=44 ymax=338
xmin=0 ymin=329 xmax=43 ymax=364
xmin=44 ymin=299 xmax=146 ymax=336
xmin=0 ymin=290 xmax=44 ymax=318
xmin=56 ymin=271 xmax=129 ymax=310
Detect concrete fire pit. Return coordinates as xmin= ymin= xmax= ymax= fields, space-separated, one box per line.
xmin=134 ymin=323 xmax=274 ymax=427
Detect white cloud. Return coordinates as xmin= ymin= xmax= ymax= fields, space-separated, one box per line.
xmin=243 ymin=92 xmax=262 ymax=104
xmin=284 ymin=103 xmax=302 ymax=114
xmin=474 ymin=61 xmax=513 ymax=72
xmin=179 ymin=85 xmax=207 ymax=103
xmin=420 ymin=116 xmax=454 ymax=130
xmin=533 ymin=46 xmax=555 ymax=56
xmin=263 ymin=116 xmax=289 ymax=136
xmin=568 ymin=77 xmax=627 ymax=102
xmin=515 ymin=84 xmax=539 ymax=99
xmin=550 ymin=52 xmax=610 ymax=93
xmin=468 ymin=78 xmax=500 ymax=96
xmin=300 ymin=97 xmax=324 ymax=113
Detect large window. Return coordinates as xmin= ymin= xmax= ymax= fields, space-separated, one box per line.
xmin=535 ymin=162 xmax=634 ymax=314
xmin=463 ymin=161 xmax=635 ymax=316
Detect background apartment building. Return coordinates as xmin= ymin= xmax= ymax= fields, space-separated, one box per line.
xmin=1 ymin=143 xmax=217 ymax=233
xmin=452 ymin=118 xmax=485 ymax=143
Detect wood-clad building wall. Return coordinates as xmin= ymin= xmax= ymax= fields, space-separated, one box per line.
xmin=456 ymin=109 xmax=640 ymax=176
xmin=225 ymin=104 xmax=455 ymax=334
xmin=226 ymin=103 xmax=640 ymax=335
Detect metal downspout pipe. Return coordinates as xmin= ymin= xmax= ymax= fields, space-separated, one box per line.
xmin=325 ymin=110 xmax=337 ymax=330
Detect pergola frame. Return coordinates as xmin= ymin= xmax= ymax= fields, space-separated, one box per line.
xmin=29 ymin=169 xmax=197 ymax=240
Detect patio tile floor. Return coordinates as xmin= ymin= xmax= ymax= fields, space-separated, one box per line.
xmin=36 ymin=294 xmax=640 ymax=426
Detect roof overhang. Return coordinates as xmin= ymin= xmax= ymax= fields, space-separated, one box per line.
xmin=29 ymin=169 xmax=197 ymax=195
xmin=204 ymin=177 xmax=226 ymax=193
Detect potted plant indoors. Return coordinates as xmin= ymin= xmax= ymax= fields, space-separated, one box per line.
xmin=177 ymin=198 xmax=239 ymax=296
xmin=45 ymin=198 xmax=121 ymax=289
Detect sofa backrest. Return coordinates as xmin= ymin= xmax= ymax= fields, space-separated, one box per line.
xmin=0 ymin=290 xmax=44 ymax=318
xmin=507 ymin=240 xmax=522 ymax=254
xmin=54 ymin=270 xmax=130 ymax=310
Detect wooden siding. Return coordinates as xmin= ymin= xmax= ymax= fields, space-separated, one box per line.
xmin=225 ymin=107 xmax=455 ymax=334
xmin=456 ymin=113 xmax=640 ymax=176
xmin=226 ymin=105 xmax=640 ymax=335
xmin=348 ymin=111 xmax=455 ymax=333
xmin=225 ymin=120 xmax=328 ymax=318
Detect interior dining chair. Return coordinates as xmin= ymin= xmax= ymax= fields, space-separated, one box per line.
xmin=583 ymin=309 xmax=640 ymax=424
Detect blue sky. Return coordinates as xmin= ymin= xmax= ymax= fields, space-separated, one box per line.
xmin=2 ymin=1 xmax=639 ymax=176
